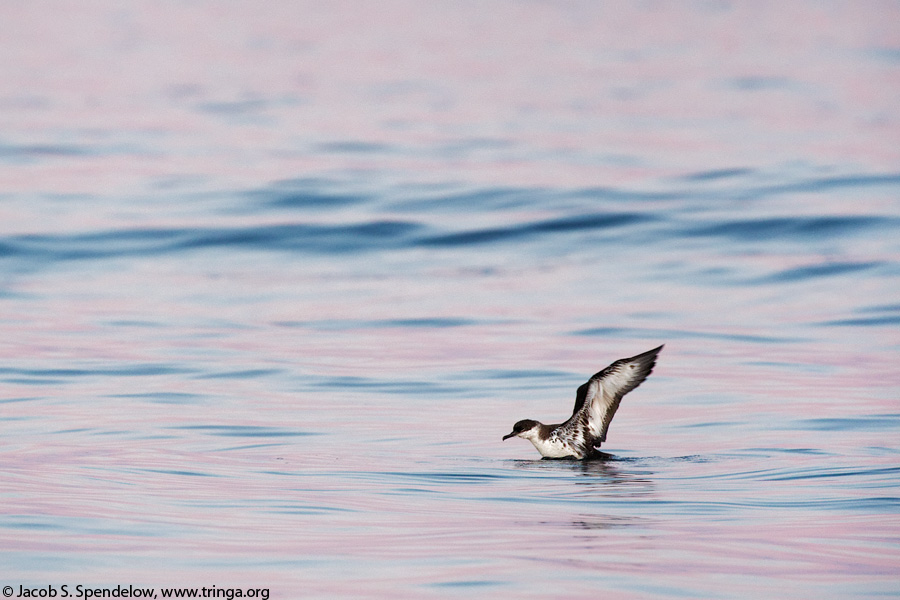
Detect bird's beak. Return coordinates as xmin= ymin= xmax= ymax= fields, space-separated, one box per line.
xmin=502 ymin=431 xmax=516 ymax=441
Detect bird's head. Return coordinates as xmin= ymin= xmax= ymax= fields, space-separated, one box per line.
xmin=502 ymin=419 xmax=541 ymax=441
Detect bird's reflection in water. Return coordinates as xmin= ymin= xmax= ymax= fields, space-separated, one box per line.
xmin=511 ymin=452 xmax=652 ymax=487
xmin=509 ymin=453 xmax=655 ymax=532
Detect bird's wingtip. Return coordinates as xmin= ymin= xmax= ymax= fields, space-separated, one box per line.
xmin=644 ymin=344 xmax=664 ymax=357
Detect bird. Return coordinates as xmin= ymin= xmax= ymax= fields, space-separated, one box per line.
xmin=502 ymin=345 xmax=663 ymax=459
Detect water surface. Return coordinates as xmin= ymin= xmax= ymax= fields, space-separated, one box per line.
xmin=1 ymin=2 xmax=899 ymax=598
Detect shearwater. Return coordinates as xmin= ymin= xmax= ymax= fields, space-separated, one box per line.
xmin=503 ymin=345 xmax=663 ymax=459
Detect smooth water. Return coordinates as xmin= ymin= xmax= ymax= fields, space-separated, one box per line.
xmin=2 ymin=2 xmax=899 ymax=598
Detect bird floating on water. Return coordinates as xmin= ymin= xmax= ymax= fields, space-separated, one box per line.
xmin=503 ymin=345 xmax=663 ymax=459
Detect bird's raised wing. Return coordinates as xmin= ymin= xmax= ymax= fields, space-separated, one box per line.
xmin=568 ymin=345 xmax=663 ymax=446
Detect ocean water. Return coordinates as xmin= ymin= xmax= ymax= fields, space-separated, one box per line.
xmin=1 ymin=2 xmax=899 ymax=598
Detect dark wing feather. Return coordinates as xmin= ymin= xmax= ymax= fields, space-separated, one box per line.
xmin=572 ymin=381 xmax=590 ymax=416
xmin=561 ymin=345 xmax=663 ymax=449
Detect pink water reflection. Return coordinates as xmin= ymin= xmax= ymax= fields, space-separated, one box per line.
xmin=1 ymin=1 xmax=898 ymax=197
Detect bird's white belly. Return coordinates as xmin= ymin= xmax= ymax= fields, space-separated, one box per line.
xmin=529 ymin=436 xmax=578 ymax=458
